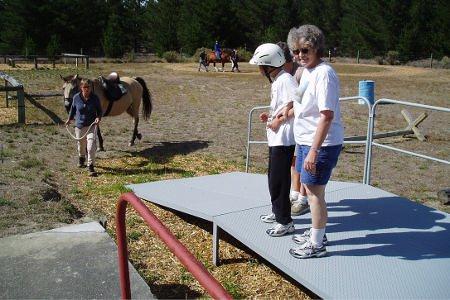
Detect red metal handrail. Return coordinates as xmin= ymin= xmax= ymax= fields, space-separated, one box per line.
xmin=116 ymin=192 xmax=232 ymax=300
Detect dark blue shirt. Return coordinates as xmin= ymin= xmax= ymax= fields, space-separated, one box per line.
xmin=214 ymin=42 xmax=221 ymax=53
xmin=68 ymin=92 xmax=103 ymax=129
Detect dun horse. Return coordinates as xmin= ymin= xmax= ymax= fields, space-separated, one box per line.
xmin=206 ymin=48 xmax=233 ymax=71
xmin=62 ymin=74 xmax=152 ymax=148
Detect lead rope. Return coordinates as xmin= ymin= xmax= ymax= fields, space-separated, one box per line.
xmin=65 ymin=121 xmax=97 ymax=141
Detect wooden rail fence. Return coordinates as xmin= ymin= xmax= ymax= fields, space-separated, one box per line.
xmin=1 ymin=53 xmax=89 ymax=69
xmin=1 ymin=71 xmax=63 ymax=124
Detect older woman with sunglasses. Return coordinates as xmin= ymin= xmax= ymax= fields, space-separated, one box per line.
xmin=287 ymin=24 xmax=344 ymax=259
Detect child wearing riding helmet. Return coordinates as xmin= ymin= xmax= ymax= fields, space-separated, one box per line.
xmin=249 ymin=43 xmax=298 ymax=237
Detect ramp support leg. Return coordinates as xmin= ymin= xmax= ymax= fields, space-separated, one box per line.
xmin=213 ymin=222 xmax=220 ymax=266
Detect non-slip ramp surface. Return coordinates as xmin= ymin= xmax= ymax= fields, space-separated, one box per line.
xmin=128 ymin=172 xmax=450 ymax=299
xmin=128 ymin=172 xmax=358 ymax=220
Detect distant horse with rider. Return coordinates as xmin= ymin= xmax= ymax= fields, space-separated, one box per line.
xmin=206 ymin=48 xmax=233 ymax=71
xmin=62 ymin=73 xmax=152 ymax=148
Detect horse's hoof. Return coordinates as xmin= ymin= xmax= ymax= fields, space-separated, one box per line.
xmin=129 ymin=142 xmax=135 ymax=147
xmin=136 ymin=133 xmax=142 ymax=140
xmin=99 ymin=147 xmax=105 ymax=152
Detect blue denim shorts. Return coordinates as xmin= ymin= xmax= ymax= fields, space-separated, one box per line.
xmin=295 ymin=144 xmax=342 ymax=185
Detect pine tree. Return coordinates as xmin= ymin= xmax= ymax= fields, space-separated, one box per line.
xmin=0 ymin=0 xmax=25 ymax=54
xmin=103 ymin=13 xmax=124 ymax=58
xmin=46 ymin=35 xmax=60 ymax=58
xmin=144 ymin=0 xmax=181 ymax=55
xmin=339 ymin=0 xmax=389 ymax=58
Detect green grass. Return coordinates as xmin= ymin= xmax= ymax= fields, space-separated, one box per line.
xmin=0 ymin=146 xmax=15 ymax=158
xmin=42 ymin=170 xmax=53 ymax=180
xmin=222 ymin=280 xmax=244 ymax=299
xmin=19 ymin=156 xmax=42 ymax=168
xmin=28 ymin=196 xmax=42 ymax=205
xmin=0 ymin=197 xmax=17 ymax=208
xmin=145 ymin=273 xmax=161 ymax=284
xmin=179 ymin=268 xmax=194 ymax=284
xmin=128 ymin=230 xmax=143 ymax=241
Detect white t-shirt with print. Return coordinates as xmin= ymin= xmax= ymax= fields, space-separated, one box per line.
xmin=293 ymin=62 xmax=344 ymax=146
xmin=266 ymin=70 xmax=297 ymax=147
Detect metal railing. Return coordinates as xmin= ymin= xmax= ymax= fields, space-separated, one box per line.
xmin=116 ymin=192 xmax=232 ymax=299
xmin=245 ymin=105 xmax=270 ymax=173
xmin=364 ymin=98 xmax=450 ymax=184
xmin=245 ymin=96 xmax=372 ymax=183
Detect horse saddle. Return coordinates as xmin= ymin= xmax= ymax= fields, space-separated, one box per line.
xmin=100 ymin=72 xmax=127 ymax=102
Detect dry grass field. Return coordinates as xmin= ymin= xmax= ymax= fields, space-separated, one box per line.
xmin=0 ymin=60 xmax=449 ymax=298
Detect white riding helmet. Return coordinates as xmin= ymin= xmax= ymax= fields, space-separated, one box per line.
xmin=249 ymin=43 xmax=285 ymax=68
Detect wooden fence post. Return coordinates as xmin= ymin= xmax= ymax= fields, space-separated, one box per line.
xmin=17 ymin=88 xmax=25 ymax=124
xmin=86 ymin=56 xmax=90 ymax=69
xmin=4 ymin=79 xmax=8 ymax=108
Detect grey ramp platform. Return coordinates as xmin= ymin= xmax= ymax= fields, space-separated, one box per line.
xmin=0 ymin=222 xmax=154 ymax=299
xmin=215 ymin=183 xmax=450 ymax=299
xmin=128 ymin=172 xmax=360 ymax=221
xmin=129 ymin=172 xmax=450 ymax=299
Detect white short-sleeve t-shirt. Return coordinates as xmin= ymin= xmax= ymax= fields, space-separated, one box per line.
xmin=267 ymin=70 xmax=298 ymax=147
xmin=293 ymin=62 xmax=344 ymax=146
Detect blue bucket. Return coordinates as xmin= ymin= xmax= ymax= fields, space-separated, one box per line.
xmin=358 ymin=80 xmax=375 ymax=105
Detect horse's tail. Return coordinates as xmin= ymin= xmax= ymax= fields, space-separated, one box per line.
xmin=135 ymin=77 xmax=152 ymax=121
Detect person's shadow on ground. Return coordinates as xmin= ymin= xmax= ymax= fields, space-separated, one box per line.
xmin=323 ymin=196 xmax=450 ymax=260
xmin=100 ymin=140 xmax=210 ymax=175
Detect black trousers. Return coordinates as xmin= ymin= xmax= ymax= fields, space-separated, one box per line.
xmin=268 ymin=145 xmax=295 ymax=225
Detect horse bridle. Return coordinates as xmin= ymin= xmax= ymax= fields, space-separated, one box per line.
xmin=64 ymin=79 xmax=81 ymax=104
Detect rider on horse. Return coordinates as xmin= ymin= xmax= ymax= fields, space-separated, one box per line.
xmin=214 ymin=40 xmax=222 ymax=60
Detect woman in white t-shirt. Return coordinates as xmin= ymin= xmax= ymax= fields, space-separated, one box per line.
xmin=277 ymin=41 xmax=310 ymax=217
xmin=249 ymin=43 xmax=298 ymax=237
xmin=287 ymin=25 xmax=344 ymax=259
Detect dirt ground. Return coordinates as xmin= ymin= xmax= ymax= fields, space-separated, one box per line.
xmin=0 ymin=61 xmax=449 ymax=298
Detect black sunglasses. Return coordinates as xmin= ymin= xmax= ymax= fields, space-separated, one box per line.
xmin=292 ymin=48 xmax=310 ymax=55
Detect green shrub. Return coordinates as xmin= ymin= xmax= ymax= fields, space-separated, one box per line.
xmin=386 ymin=51 xmax=399 ymax=65
xmin=236 ymin=47 xmax=253 ymax=62
xmin=163 ymin=51 xmax=183 ymax=63
xmin=124 ymin=51 xmax=135 ymax=62
xmin=374 ymin=56 xmax=384 ymax=65
xmin=441 ymin=56 xmax=450 ymax=69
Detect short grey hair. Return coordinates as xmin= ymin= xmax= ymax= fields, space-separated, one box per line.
xmin=287 ymin=24 xmax=325 ymax=57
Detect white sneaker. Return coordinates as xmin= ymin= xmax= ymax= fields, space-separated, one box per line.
xmin=266 ymin=222 xmax=295 ymax=237
xmin=292 ymin=228 xmax=328 ymax=246
xmin=260 ymin=213 xmax=276 ymax=223
xmin=289 ymin=240 xmax=327 ymax=259
xmin=289 ymin=191 xmax=299 ymax=203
